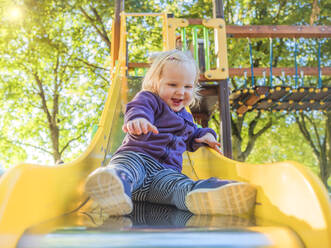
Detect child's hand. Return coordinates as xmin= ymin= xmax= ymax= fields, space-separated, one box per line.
xmin=122 ymin=118 xmax=159 ymax=136
xmin=195 ymin=133 xmax=223 ymax=154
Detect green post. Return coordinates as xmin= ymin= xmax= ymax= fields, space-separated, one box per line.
xmin=181 ymin=28 xmax=188 ymax=51
xmin=192 ymin=26 xmax=199 ymax=67
xmin=203 ymin=27 xmax=210 ymax=71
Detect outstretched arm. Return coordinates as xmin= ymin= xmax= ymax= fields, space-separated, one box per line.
xmin=122 ymin=91 xmax=160 ymax=136
xmin=122 ymin=118 xmax=158 ymax=136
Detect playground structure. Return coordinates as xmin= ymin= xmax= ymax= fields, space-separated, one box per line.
xmin=0 ymin=0 xmax=331 ymax=247
xmin=197 ymin=25 xmax=331 ymax=120
xmin=128 ymin=23 xmax=331 ymax=157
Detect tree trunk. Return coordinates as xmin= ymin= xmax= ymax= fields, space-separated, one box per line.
xmin=295 ymin=112 xmax=330 ymax=189
xmin=50 ymin=122 xmax=61 ymax=163
xmin=34 ymin=72 xmax=61 ymax=163
xmin=319 ymin=158 xmax=329 ymax=190
xmin=310 ymin=0 xmax=320 ymax=25
xmin=231 ymin=112 xmax=273 ymax=162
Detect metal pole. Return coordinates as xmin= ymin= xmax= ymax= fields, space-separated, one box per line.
xmin=111 ymin=0 xmax=124 ymax=67
xmin=213 ymin=0 xmax=224 ymax=18
xmin=294 ymin=38 xmax=299 ymax=88
xmin=269 ymin=38 xmax=273 ymax=87
xmin=213 ymin=0 xmax=232 ymax=158
xmin=317 ymin=40 xmax=322 ymax=88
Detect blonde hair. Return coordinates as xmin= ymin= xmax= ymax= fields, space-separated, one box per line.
xmin=142 ymin=49 xmax=200 ymax=106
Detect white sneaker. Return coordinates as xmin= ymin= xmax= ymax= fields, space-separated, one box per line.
xmin=85 ymin=168 xmax=133 ymax=216
xmin=185 ymin=182 xmax=256 ymax=215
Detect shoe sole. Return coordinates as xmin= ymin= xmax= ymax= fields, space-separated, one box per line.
xmin=85 ymin=168 xmax=133 ymax=216
xmin=186 ymin=214 xmax=253 ymax=227
xmin=185 ymin=182 xmax=256 ymax=215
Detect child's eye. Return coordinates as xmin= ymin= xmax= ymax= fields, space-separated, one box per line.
xmin=168 ymin=83 xmax=177 ymax=87
xmin=185 ymin=85 xmax=193 ymax=89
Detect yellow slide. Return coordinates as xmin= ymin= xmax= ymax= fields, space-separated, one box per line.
xmin=0 ymin=64 xmax=125 ymax=248
xmin=0 ymin=63 xmax=330 ymax=248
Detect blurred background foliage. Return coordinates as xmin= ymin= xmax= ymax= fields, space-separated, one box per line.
xmin=0 ymin=0 xmax=329 ymax=188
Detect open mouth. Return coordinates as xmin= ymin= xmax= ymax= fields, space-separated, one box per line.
xmin=171 ymin=98 xmax=183 ymax=106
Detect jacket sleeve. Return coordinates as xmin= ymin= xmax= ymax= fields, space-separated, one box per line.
xmin=186 ymin=125 xmax=218 ymax=152
xmin=124 ymin=91 xmax=159 ymax=124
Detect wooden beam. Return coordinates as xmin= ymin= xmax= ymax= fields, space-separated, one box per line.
xmin=186 ymin=21 xmax=331 ymax=38
xmin=226 ymin=25 xmax=331 ymax=38
xmin=127 ymin=17 xmax=331 ymax=38
xmin=229 ymin=67 xmax=331 ymax=77
xmin=128 ymin=64 xmax=331 ymax=77
xmin=181 ymin=21 xmax=331 ymax=38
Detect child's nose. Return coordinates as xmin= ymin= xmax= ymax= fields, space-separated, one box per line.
xmin=176 ymin=87 xmax=184 ymax=95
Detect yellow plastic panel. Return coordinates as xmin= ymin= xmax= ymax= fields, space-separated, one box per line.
xmin=202 ymin=18 xmax=229 ymax=79
xmin=182 ymin=148 xmax=331 ymax=248
xmin=165 ymin=18 xmax=189 ymax=50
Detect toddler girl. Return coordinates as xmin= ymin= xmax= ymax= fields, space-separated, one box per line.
xmin=85 ymin=50 xmax=256 ymax=216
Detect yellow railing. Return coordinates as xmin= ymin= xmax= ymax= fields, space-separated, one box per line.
xmin=118 ymin=12 xmax=229 ymax=80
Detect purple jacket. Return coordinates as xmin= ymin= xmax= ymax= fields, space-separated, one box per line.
xmin=115 ymin=91 xmax=217 ymax=172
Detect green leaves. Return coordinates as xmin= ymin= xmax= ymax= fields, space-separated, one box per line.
xmin=0 ymin=0 xmax=109 ymax=166
xmin=0 ymin=0 xmax=329 ymax=191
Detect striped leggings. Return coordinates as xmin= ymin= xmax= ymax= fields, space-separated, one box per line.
xmin=107 ymin=151 xmax=199 ymax=211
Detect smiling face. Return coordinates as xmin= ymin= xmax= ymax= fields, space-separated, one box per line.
xmin=157 ymin=62 xmax=196 ymax=112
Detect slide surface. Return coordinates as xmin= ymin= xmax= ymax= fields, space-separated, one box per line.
xmin=0 ymin=66 xmax=330 ymax=248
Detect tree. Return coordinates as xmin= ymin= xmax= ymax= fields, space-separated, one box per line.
xmin=231 ymin=112 xmax=274 ymax=161
xmin=210 ymin=110 xmax=276 ymax=161
xmin=0 ymin=0 xmax=192 ymax=167
xmin=0 ymin=1 xmax=109 ymax=165
xmin=0 ymin=0 xmax=329 ymax=182
xmin=228 ymin=0 xmax=329 ymax=160
xmin=295 ymin=111 xmax=330 ymax=189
